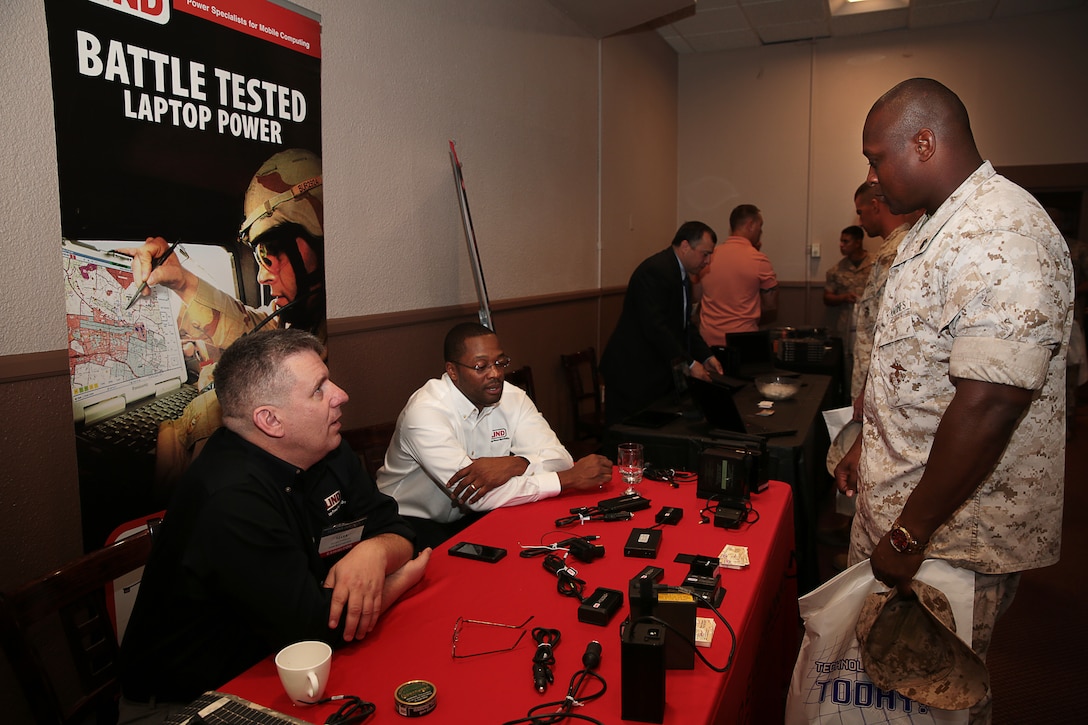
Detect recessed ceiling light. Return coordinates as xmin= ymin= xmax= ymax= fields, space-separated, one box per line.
xmin=830 ymin=0 xmax=909 ymax=16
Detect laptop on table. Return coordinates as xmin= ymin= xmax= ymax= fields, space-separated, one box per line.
xmin=712 ymin=329 xmax=791 ymax=380
xmin=685 ymin=377 xmax=796 ymax=439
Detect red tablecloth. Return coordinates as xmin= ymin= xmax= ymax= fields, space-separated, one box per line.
xmin=220 ymin=474 xmax=798 ymax=724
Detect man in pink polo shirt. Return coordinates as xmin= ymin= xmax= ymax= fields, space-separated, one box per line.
xmin=696 ymin=204 xmax=779 ymax=347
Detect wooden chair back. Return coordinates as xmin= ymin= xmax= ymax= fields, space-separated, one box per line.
xmin=0 ymin=528 xmax=154 ymax=724
xmin=503 ymin=365 xmax=537 ymax=402
xmin=341 ymin=421 xmax=397 ymax=480
xmin=560 ymin=347 xmax=605 ymax=442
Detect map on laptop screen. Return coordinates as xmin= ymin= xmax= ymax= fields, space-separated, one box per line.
xmin=63 ymin=240 xmax=188 ymax=426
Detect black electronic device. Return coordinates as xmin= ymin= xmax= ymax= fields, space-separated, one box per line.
xmin=447 ymin=541 xmax=507 ymax=563
xmin=713 ymin=500 xmax=748 ymax=529
xmin=712 ymin=330 xmax=776 ymax=379
xmin=621 ymin=621 xmax=666 ymax=723
xmin=654 ymin=506 xmax=682 ymax=525
xmin=598 ymin=493 xmax=651 ymax=513
xmin=623 ymin=528 xmax=662 ymax=559
xmin=600 ymin=425 xmax=768 ymax=490
xmin=625 ymin=566 xmax=697 ymax=671
xmin=633 ymin=565 xmax=665 ymax=583
xmin=628 ymin=566 xmax=664 ymax=618
xmin=713 ymin=504 xmax=747 ymax=530
xmin=653 ymin=590 xmax=697 ymax=670
xmin=671 ymin=553 xmax=725 ymax=607
xmin=697 ymin=447 xmax=757 ymax=501
xmin=561 ymin=536 xmax=605 ymax=562
xmin=577 ymin=587 xmax=624 ymax=626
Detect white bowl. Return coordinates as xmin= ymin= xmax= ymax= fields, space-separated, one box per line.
xmin=754 ymin=375 xmax=801 ymax=401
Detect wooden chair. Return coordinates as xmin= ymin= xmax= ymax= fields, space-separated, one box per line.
xmin=104 ymin=512 xmax=165 ymax=646
xmin=504 ymin=365 xmax=537 ymax=402
xmin=560 ymin=347 xmax=605 ymax=443
xmin=0 ymin=527 xmax=155 ymax=725
xmin=341 ymin=421 xmax=397 ymax=480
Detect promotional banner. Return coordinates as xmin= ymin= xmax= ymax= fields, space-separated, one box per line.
xmin=45 ymin=0 xmax=323 ymax=550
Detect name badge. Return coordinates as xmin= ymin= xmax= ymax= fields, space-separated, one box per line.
xmin=318 ymin=517 xmax=367 ymax=557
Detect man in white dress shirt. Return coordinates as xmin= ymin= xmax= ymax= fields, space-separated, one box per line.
xmin=378 ymin=322 xmax=612 ymax=548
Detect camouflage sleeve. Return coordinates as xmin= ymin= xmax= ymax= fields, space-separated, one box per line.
xmin=177 ymin=277 xmax=273 ymax=351
xmin=947 ymin=231 xmax=1071 ymax=390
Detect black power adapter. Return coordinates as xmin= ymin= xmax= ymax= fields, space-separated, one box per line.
xmin=624 ymin=528 xmax=662 ymax=558
xmin=564 ymin=537 xmax=605 ymax=562
xmin=621 ymin=621 xmax=666 ymax=723
xmin=713 ymin=504 xmax=746 ymax=529
xmin=598 ymin=493 xmax=651 ymax=513
xmin=654 ymin=506 xmax=683 ymax=525
xmin=577 ymin=587 xmax=624 ymax=626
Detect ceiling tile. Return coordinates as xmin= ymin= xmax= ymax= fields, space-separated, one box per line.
xmin=662 ymin=34 xmax=697 ymax=52
xmin=644 ymin=0 xmax=1087 ymax=50
xmin=992 ymin=0 xmax=1085 ymax=16
xmin=830 ymin=7 xmax=909 ymax=35
xmin=756 ymin=18 xmax=832 ymax=42
xmin=546 ymin=0 xmax=695 ymax=38
xmin=909 ymin=0 xmax=997 ymax=29
xmin=739 ymin=0 xmax=828 ymax=25
xmin=673 ymin=5 xmax=748 ymax=33
xmin=687 ymin=28 xmax=763 ymax=50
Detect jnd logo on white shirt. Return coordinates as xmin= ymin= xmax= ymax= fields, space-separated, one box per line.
xmin=492 ymin=428 xmax=509 ymax=443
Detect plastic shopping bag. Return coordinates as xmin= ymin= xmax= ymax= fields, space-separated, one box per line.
xmin=785 ymin=559 xmax=975 ymax=724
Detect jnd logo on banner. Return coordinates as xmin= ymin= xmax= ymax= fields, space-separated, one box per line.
xmin=89 ymin=0 xmax=170 ymax=25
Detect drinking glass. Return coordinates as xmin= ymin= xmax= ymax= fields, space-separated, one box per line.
xmin=618 ymin=442 xmax=644 ymax=495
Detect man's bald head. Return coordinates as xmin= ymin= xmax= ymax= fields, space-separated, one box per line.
xmin=870 ymin=78 xmax=975 ymax=151
xmin=863 ymin=78 xmax=983 ymax=215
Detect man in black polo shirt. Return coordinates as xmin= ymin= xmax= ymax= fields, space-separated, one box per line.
xmin=119 ymin=329 xmax=427 ymax=721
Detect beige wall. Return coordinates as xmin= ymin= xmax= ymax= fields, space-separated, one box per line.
xmin=678 ymin=7 xmax=1088 ymax=326
xmin=601 ymin=28 xmax=679 ymax=289
xmin=319 ymin=0 xmax=601 ymax=318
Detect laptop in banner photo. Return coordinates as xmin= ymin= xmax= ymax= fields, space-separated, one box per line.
xmin=63 ymin=239 xmax=198 ymax=455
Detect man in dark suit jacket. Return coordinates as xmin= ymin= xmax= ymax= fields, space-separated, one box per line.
xmin=600 ymin=221 xmax=724 ymax=426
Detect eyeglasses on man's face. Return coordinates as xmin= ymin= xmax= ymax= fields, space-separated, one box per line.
xmin=450 ymin=356 xmax=512 ymax=374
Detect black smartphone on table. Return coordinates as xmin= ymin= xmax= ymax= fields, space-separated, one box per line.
xmin=448 ymin=541 xmax=507 ymax=563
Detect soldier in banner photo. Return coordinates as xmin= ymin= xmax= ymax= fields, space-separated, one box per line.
xmin=121 ymin=148 xmax=326 ymax=486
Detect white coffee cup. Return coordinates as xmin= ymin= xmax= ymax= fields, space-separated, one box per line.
xmin=275 ymin=640 xmax=332 ymax=705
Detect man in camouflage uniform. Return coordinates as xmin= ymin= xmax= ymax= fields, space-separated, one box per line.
xmin=124 ymin=149 xmax=325 ymax=487
xmin=835 ymin=79 xmax=1072 ymax=724
xmin=823 ymin=224 xmax=871 ymax=389
xmin=849 ymin=181 xmax=923 ymax=420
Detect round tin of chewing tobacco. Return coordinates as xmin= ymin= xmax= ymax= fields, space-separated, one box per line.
xmin=394 ymin=679 xmax=437 ymax=717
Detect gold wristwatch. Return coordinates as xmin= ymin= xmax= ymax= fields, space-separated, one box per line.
xmin=888 ymin=519 xmax=927 ymax=555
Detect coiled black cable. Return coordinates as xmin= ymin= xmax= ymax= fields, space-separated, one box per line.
xmin=502 ymin=641 xmax=607 ymax=725
xmin=542 ymin=553 xmax=587 ymax=601
xmin=531 ymin=627 xmax=560 ymax=693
